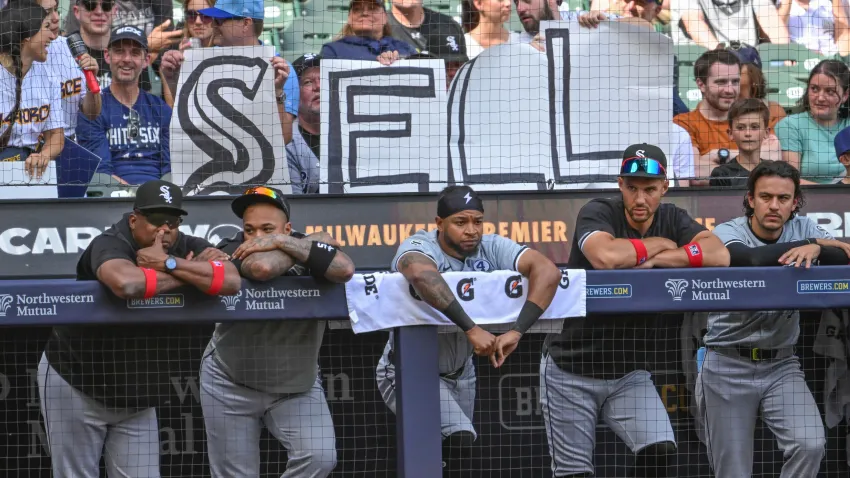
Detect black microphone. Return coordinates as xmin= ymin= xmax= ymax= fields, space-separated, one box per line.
xmin=66 ymin=32 xmax=101 ymax=94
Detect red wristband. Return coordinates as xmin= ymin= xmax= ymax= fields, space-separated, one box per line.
xmin=629 ymin=239 xmax=648 ymax=266
xmin=141 ymin=268 xmax=157 ymax=299
xmin=207 ymin=261 xmax=224 ymax=295
xmin=685 ymin=242 xmax=704 ymax=268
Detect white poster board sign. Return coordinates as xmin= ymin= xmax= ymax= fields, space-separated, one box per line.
xmin=320 ymin=59 xmax=448 ymax=194
xmin=170 ymin=46 xmax=290 ymax=196
xmin=542 ymin=20 xmax=673 ymax=189
xmin=0 ymin=162 xmax=58 ymax=199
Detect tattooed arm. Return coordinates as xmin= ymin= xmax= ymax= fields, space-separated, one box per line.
xmin=396 ymin=251 xmax=496 ymax=356
xmin=231 ymin=233 xmax=355 ymax=283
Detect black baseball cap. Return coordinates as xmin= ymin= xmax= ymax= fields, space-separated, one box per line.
xmin=109 ymin=25 xmax=149 ymax=50
xmin=293 ymin=53 xmax=322 ymax=78
xmin=231 ymin=186 xmax=290 ymax=219
xmin=134 ymin=180 xmax=188 ymax=216
xmin=619 ymin=144 xmax=668 ymax=179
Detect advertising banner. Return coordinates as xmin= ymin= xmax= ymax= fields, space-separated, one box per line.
xmin=2 ymin=187 xmax=850 ymax=278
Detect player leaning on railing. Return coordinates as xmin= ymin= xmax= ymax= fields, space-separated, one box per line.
xmin=376 ymin=185 xmax=562 ymax=477
xmin=696 ymin=160 xmax=850 ymax=478
xmin=37 ymin=179 xmax=241 ymax=478
xmin=201 ymin=186 xmax=355 ymax=478
xmin=541 ymin=144 xmax=730 ymax=478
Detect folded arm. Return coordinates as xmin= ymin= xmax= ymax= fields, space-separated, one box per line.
xmin=581 ymin=232 xmax=678 ymax=270
xmin=96 ymin=258 xmax=186 ymax=299
xmin=648 ymin=230 xmax=731 ymax=268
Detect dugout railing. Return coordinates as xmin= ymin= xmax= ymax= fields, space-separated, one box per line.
xmin=2 ymin=267 xmax=850 ymax=476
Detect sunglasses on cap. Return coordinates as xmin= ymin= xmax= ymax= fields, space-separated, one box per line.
xmin=186 ymin=9 xmax=213 ymax=24
xmin=244 ymin=186 xmax=279 ymax=199
xmin=79 ymin=0 xmax=114 ymax=12
xmin=135 ymin=209 xmax=183 ymax=229
xmin=620 ymin=157 xmax=666 ymax=176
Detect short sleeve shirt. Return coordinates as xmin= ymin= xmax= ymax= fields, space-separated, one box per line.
xmin=704 ymin=216 xmax=833 ymax=348
xmin=391 ymin=229 xmax=528 ymax=373
xmin=673 ymin=109 xmax=736 ymax=156
xmin=775 ymin=112 xmax=849 ymax=184
xmin=42 ymin=37 xmax=87 ymax=138
xmin=207 ymin=231 xmax=324 ymax=394
xmin=45 ymin=213 xmax=212 ymax=410
xmin=545 ymin=198 xmax=707 ymax=378
xmin=0 ymin=62 xmax=65 ymax=149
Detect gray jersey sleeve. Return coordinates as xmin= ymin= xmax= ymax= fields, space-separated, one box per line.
xmin=391 ymin=233 xmax=443 ymax=272
xmin=803 ymin=217 xmax=834 ymax=240
xmin=484 ymin=234 xmax=529 ymax=271
xmin=711 ymin=220 xmax=748 ymax=246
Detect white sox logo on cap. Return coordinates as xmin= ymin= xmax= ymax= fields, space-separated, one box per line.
xmin=159 ymin=185 xmax=173 ymax=204
xmin=636 ymin=150 xmax=646 ymax=158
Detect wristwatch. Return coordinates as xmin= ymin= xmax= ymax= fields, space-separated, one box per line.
xmin=717 ymin=148 xmax=730 ymax=163
xmin=277 ymin=90 xmax=286 ymax=105
xmin=164 ymin=255 xmax=178 ymax=272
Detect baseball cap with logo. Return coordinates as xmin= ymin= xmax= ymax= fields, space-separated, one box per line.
xmin=293 ymin=53 xmax=322 ymax=78
xmin=619 ymin=144 xmax=668 ymax=179
xmin=109 ymin=25 xmax=149 ymax=50
xmin=231 ymin=186 xmax=291 ymax=219
xmin=200 ymin=0 xmax=264 ymax=20
xmin=133 ymin=180 xmax=188 ymax=216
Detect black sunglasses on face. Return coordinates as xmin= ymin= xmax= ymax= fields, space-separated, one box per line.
xmin=135 ymin=209 xmax=183 ymax=229
xmin=80 ymin=0 xmax=114 ymax=12
xmin=186 ymin=10 xmax=213 ymax=24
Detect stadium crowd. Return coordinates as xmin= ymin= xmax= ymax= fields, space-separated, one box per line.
xmin=4 ymin=0 xmax=850 ymax=188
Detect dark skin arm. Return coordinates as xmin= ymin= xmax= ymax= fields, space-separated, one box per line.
xmin=640 ymin=230 xmax=731 ymax=268
xmin=396 ymin=251 xmax=496 ymax=357
xmin=231 ymin=233 xmax=355 ymax=283
xmin=136 ymin=230 xmax=242 ymax=295
xmin=493 ymin=249 xmax=561 ymax=367
xmin=96 ymin=258 xmax=185 ymax=299
xmin=581 ymin=233 xmax=679 ymax=270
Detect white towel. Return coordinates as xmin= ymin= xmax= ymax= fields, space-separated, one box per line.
xmin=344 ymin=270 xmax=586 ymax=334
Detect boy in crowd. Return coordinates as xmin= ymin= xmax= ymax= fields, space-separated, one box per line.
xmin=710 ymin=98 xmax=770 ymax=187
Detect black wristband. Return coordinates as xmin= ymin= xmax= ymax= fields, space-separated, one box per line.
xmin=306 ymin=241 xmax=337 ymax=279
xmin=442 ymin=299 xmax=477 ymax=332
xmin=511 ymin=301 xmax=545 ymax=335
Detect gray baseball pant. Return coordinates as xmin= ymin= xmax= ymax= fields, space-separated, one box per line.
xmin=695 ymin=349 xmax=825 ymax=478
xmin=375 ymin=342 xmax=477 ymax=439
xmin=540 ymin=354 xmax=676 ymax=476
xmin=37 ymin=353 xmax=161 ymax=478
xmin=200 ymin=353 xmax=337 ymax=478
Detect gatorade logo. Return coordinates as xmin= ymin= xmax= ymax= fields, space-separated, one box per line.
xmin=504 ymin=275 xmax=523 ymax=298
xmin=559 ymin=269 xmax=570 ymax=289
xmin=457 ymin=278 xmax=475 ymax=301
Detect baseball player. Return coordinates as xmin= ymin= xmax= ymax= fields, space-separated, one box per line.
xmin=541 ymin=144 xmax=730 ymax=478
xmin=696 ymin=160 xmax=850 ymax=477
xmin=201 ymin=186 xmax=355 ymax=478
xmin=37 ymin=179 xmax=240 ymax=478
xmin=376 ymin=185 xmax=561 ymax=476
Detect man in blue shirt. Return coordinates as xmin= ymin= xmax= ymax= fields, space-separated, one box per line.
xmin=160 ymin=0 xmax=299 ymax=144
xmin=77 ymin=25 xmax=171 ymax=185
